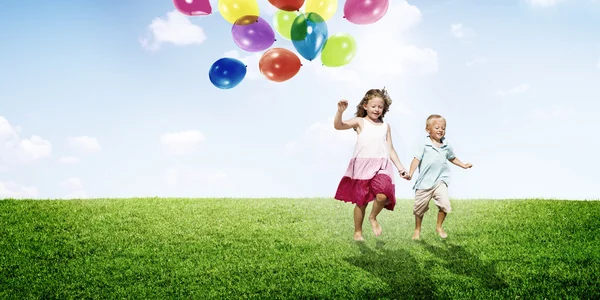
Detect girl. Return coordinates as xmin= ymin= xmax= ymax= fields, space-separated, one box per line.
xmin=333 ymin=88 xmax=410 ymax=241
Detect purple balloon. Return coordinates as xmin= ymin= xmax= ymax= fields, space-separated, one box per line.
xmin=231 ymin=15 xmax=276 ymax=52
xmin=343 ymin=0 xmax=389 ymax=25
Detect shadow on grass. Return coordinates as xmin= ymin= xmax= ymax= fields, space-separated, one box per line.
xmin=346 ymin=242 xmax=436 ymax=299
xmin=346 ymin=241 xmax=508 ymax=299
xmin=421 ymin=241 xmax=508 ymax=290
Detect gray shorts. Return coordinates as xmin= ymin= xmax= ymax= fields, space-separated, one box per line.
xmin=413 ymin=181 xmax=451 ymax=217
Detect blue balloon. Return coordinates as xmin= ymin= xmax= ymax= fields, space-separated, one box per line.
xmin=208 ymin=57 xmax=247 ymax=89
xmin=290 ymin=13 xmax=328 ymax=61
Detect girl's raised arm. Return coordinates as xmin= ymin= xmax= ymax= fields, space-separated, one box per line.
xmin=333 ymin=100 xmax=360 ymax=130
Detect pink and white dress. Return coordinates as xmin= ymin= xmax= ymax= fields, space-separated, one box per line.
xmin=334 ymin=118 xmax=397 ymax=210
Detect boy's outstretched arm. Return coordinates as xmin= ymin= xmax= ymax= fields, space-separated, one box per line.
xmin=409 ymin=157 xmax=420 ymax=179
xmin=449 ymin=157 xmax=473 ymax=169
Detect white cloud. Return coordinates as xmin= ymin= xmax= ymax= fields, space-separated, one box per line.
xmin=160 ymin=130 xmax=205 ymax=155
xmin=139 ymin=10 xmax=207 ymax=51
xmin=529 ymin=105 xmax=575 ymax=120
xmin=164 ymin=167 xmax=229 ymax=188
xmin=284 ymin=118 xmax=356 ymax=159
xmin=60 ymin=177 xmax=83 ymax=190
xmin=527 ymin=0 xmax=566 ymax=7
xmin=356 ymin=43 xmax=438 ymax=78
xmin=495 ymin=84 xmax=530 ymax=96
xmin=59 ymin=156 xmax=81 ymax=164
xmin=312 ymin=64 xmax=361 ymax=84
xmin=160 ymin=166 xmax=293 ymax=198
xmin=223 ymin=50 xmax=262 ymax=80
xmin=389 ymin=101 xmax=413 ymax=115
xmin=18 ymin=136 xmax=52 ymax=160
xmin=59 ymin=177 xmax=87 ymax=199
xmin=466 ymin=55 xmax=487 ymax=67
xmin=330 ymin=0 xmax=437 ymax=82
xmin=68 ymin=136 xmax=102 ymax=154
xmin=375 ymin=0 xmax=422 ymax=32
xmin=0 ymin=180 xmax=38 ymax=199
xmin=297 ymin=0 xmax=435 ymax=83
xmin=0 ymin=166 xmax=8 ymax=172
xmin=0 ymin=116 xmax=52 ymax=164
xmin=596 ymin=56 xmax=600 ymax=68
xmin=451 ymin=23 xmax=476 ymax=41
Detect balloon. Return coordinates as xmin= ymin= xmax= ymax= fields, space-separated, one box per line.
xmin=321 ymin=33 xmax=357 ymax=67
xmin=209 ymin=57 xmax=247 ymax=89
xmin=218 ymin=0 xmax=260 ymax=24
xmin=259 ymin=48 xmax=302 ymax=82
xmin=173 ymin=0 xmax=212 ymax=16
xmin=290 ymin=12 xmax=328 ymax=61
xmin=304 ymin=0 xmax=337 ymax=21
xmin=273 ymin=10 xmax=299 ymax=40
xmin=268 ymin=0 xmax=305 ymax=11
xmin=231 ymin=15 xmax=275 ymax=52
xmin=343 ymin=0 xmax=389 ymax=25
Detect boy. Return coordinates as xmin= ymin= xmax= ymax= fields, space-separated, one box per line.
xmin=407 ymin=114 xmax=472 ymax=240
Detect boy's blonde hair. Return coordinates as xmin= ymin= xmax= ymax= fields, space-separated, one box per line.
xmin=426 ymin=114 xmax=446 ymax=127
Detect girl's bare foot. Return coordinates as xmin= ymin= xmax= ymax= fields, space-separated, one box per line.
xmin=354 ymin=232 xmax=365 ymax=241
xmin=436 ymin=227 xmax=448 ymax=238
xmin=412 ymin=230 xmax=420 ymax=240
xmin=369 ymin=217 xmax=382 ymax=236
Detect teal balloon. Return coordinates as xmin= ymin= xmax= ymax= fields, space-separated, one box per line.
xmin=290 ymin=12 xmax=328 ymax=61
xmin=209 ymin=57 xmax=247 ymax=89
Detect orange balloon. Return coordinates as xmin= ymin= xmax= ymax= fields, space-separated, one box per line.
xmin=259 ymin=48 xmax=302 ymax=82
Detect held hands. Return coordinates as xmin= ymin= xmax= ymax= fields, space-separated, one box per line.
xmin=337 ymin=100 xmax=348 ymax=113
xmin=399 ymin=169 xmax=411 ymax=180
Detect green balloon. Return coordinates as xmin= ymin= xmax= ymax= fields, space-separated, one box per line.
xmin=290 ymin=12 xmax=325 ymax=41
xmin=321 ymin=33 xmax=357 ymax=67
xmin=273 ymin=10 xmax=299 ymax=40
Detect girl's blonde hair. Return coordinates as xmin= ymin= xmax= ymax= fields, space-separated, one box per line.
xmin=354 ymin=87 xmax=392 ymax=121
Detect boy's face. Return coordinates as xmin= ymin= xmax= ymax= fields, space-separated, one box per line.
xmin=363 ymin=97 xmax=385 ymax=120
xmin=426 ymin=118 xmax=446 ymax=142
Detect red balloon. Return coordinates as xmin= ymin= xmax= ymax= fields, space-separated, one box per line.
xmin=259 ymin=48 xmax=302 ymax=82
xmin=268 ymin=0 xmax=305 ymax=11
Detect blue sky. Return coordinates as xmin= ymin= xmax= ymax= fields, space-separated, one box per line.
xmin=1 ymin=0 xmax=598 ymax=200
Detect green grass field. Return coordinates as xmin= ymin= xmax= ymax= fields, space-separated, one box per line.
xmin=1 ymin=198 xmax=599 ymax=299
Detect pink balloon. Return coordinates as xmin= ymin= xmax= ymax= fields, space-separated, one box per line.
xmin=173 ymin=0 xmax=212 ymax=16
xmin=343 ymin=0 xmax=389 ymax=25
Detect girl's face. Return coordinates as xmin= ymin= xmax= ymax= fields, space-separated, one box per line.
xmin=363 ymin=97 xmax=385 ymax=120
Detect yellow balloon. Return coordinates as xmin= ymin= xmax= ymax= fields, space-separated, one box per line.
xmin=304 ymin=0 xmax=337 ymax=21
xmin=218 ymin=0 xmax=260 ymax=24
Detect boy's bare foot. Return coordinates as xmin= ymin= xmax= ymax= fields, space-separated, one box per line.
xmin=354 ymin=232 xmax=365 ymax=241
xmin=369 ymin=217 xmax=382 ymax=236
xmin=436 ymin=228 xmax=448 ymax=239
xmin=412 ymin=230 xmax=420 ymax=240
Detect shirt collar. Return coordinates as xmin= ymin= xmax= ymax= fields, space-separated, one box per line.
xmin=425 ymin=135 xmax=447 ymax=147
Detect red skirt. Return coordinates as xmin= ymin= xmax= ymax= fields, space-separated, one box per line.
xmin=334 ymin=173 xmax=396 ymax=211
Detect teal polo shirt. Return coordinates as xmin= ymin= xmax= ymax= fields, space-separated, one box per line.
xmin=412 ymin=136 xmax=456 ymax=190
